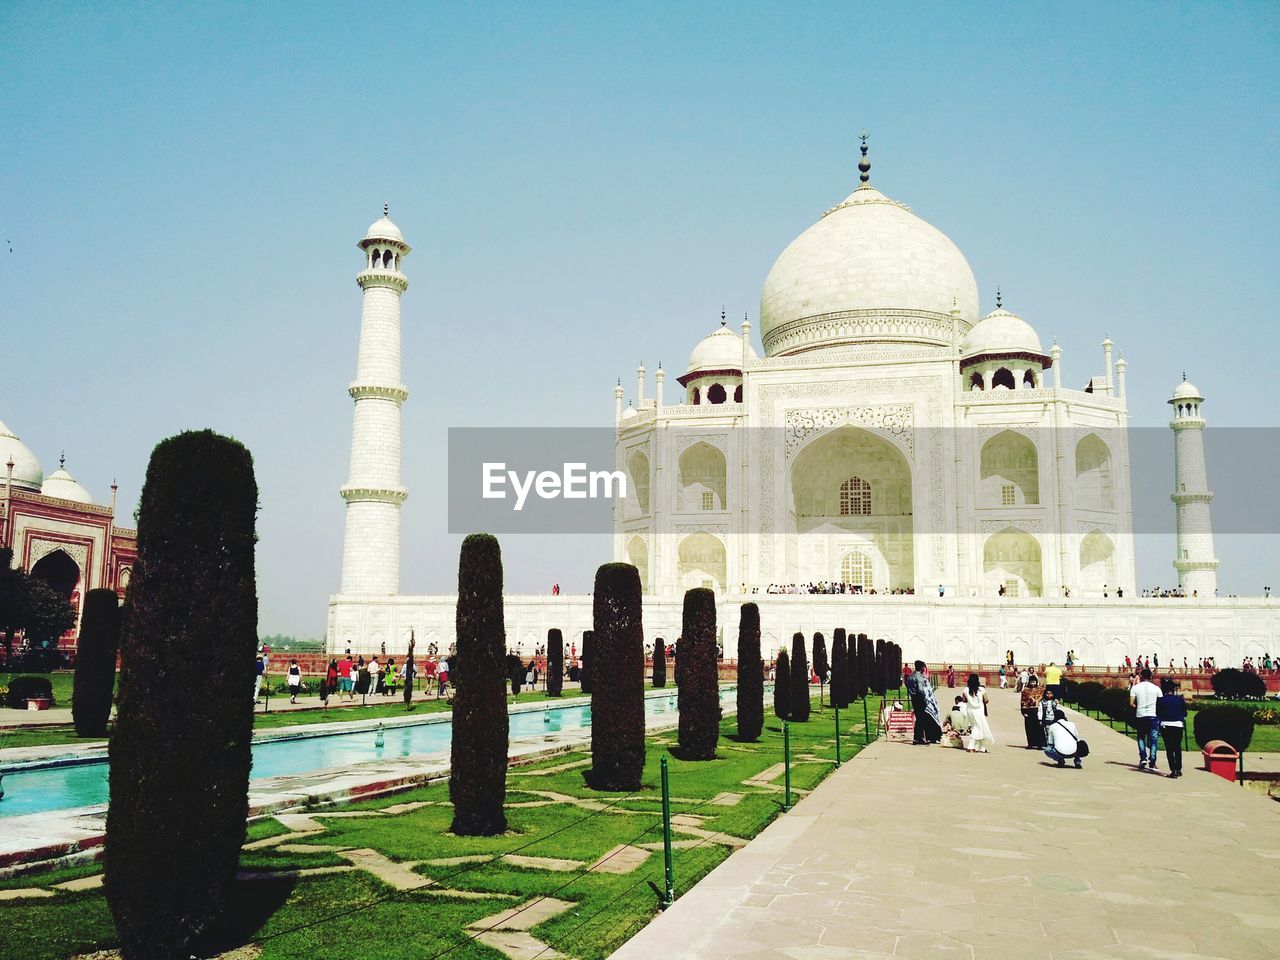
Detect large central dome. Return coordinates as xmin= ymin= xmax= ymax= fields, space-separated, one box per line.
xmin=759 ymin=181 xmax=979 ymax=357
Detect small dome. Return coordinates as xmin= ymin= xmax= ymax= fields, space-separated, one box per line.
xmin=686 ymin=325 xmax=755 ymax=376
xmin=963 ymin=308 xmax=1044 ymax=358
xmin=41 ymin=466 xmax=93 ymax=504
xmin=363 ymin=215 xmax=405 ymax=245
xmin=621 ymin=406 xmax=638 ymax=420
xmin=0 ymin=419 xmax=43 ymax=492
xmin=1171 ymin=380 xmax=1202 ymax=401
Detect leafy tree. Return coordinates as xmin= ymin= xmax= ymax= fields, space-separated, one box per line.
xmin=676 ymin=588 xmax=719 ymax=759
xmin=735 ymin=604 xmax=763 ymax=741
xmin=773 ymin=649 xmax=791 ymax=721
xmin=652 ymin=638 xmax=666 ymax=688
xmin=105 ymin=430 xmax=258 ymax=959
xmin=546 ymin=628 xmax=564 ymax=696
xmin=830 ymin=628 xmax=849 ymax=709
xmin=450 ymin=534 xmax=508 ymax=836
xmin=72 ymin=588 xmax=120 ymax=737
xmin=589 ymin=563 xmax=645 ymax=790
xmin=789 ymin=632 xmax=811 ymax=721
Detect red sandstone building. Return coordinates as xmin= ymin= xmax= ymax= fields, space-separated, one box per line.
xmin=1 ymin=418 xmax=135 ymax=655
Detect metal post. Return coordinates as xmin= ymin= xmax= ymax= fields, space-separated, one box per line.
xmin=264 ymin=678 xmax=270 ymax=714
xmin=783 ymin=722 xmax=792 ymax=811
xmin=660 ymin=756 xmax=674 ymax=907
xmin=834 ymin=702 xmax=842 ymax=767
xmin=862 ymin=696 xmax=870 ymax=745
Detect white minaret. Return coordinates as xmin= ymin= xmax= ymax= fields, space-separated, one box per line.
xmin=339 ymin=206 xmax=410 ymax=594
xmin=1169 ymin=376 xmax=1219 ymax=597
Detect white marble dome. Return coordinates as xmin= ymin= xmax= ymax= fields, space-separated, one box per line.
xmin=0 ymin=419 xmax=43 ymax=492
xmin=1171 ymin=380 xmax=1202 ymax=401
xmin=759 ymin=183 xmax=979 ymax=356
xmin=41 ymin=466 xmax=93 ymax=504
xmin=963 ymin=308 xmax=1043 ymax=358
xmin=363 ymin=215 xmax=405 ymax=245
xmin=686 ymin=324 xmax=756 ymax=375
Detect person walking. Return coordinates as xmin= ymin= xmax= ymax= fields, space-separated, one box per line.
xmin=338 ymin=653 xmax=354 ymax=701
xmin=961 ymin=673 xmax=994 ymax=752
xmin=322 ymin=658 xmax=339 ymax=711
xmin=998 ymin=664 xmax=1007 ymax=689
xmin=905 ymin=660 xmax=944 ymax=745
xmin=368 ymin=655 xmax=382 ymax=696
xmin=1130 ymin=668 xmax=1163 ymax=770
xmin=253 ymin=651 xmax=266 ymax=703
xmin=286 ymin=659 xmax=302 ymax=704
xmin=1157 ymin=681 xmax=1188 ymax=778
xmin=383 ymin=658 xmax=397 ymax=697
xmin=1043 ymin=661 xmax=1063 ymax=699
xmin=1044 ymin=707 xmax=1084 ymax=768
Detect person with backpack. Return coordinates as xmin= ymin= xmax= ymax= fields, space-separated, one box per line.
xmin=1044 ymin=707 xmax=1086 ymax=768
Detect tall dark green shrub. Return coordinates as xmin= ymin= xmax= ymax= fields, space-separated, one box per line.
xmin=1194 ymin=705 xmax=1255 ymax=752
xmin=105 ymin=430 xmax=258 ymax=960
xmin=773 ymin=649 xmax=791 ymax=720
xmin=872 ymin=638 xmax=886 ymax=695
xmin=72 ymin=588 xmax=120 ymax=738
xmin=547 ymin=629 xmax=564 ymax=697
xmin=677 ymin=588 xmax=719 ymax=759
xmin=854 ymin=634 xmax=873 ymax=700
xmin=1075 ymin=681 xmax=1104 ymax=712
xmin=580 ymin=630 xmax=594 ymax=694
xmin=652 ymin=638 xmax=666 ymax=688
xmin=812 ymin=632 xmax=828 ymax=694
xmin=886 ymin=642 xmax=902 ymax=695
xmin=830 ymin=628 xmax=849 ymax=708
xmin=735 ymin=604 xmax=763 ymax=741
xmin=789 ymin=632 xmax=811 ymax=722
xmin=1211 ymin=668 xmax=1267 ymax=700
xmin=1098 ymin=686 xmax=1133 ymax=725
xmin=450 ymin=534 xmax=509 ymax=836
xmin=589 ymin=563 xmax=645 ymax=790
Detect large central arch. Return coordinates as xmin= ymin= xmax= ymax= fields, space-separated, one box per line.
xmin=789 ymin=426 xmax=914 ymax=590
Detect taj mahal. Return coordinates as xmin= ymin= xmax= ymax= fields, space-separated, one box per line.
xmin=327 ymin=144 xmax=1277 ymax=666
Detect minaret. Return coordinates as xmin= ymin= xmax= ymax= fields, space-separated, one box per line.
xmin=1169 ymin=376 xmax=1219 ymax=596
xmin=339 ymin=206 xmax=411 ymax=594
xmin=654 ymin=364 xmax=665 ymax=408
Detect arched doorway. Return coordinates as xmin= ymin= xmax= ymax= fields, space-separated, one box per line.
xmin=983 ymin=527 xmax=1042 ymax=597
xmin=31 ymin=550 xmax=80 ymax=601
xmin=678 ymin=442 xmax=727 ymax=512
xmin=839 ymin=549 xmax=873 ymax=591
xmin=1075 ymin=434 xmax=1114 ymax=510
xmin=676 ymin=532 xmax=726 ymax=593
xmin=1079 ymin=530 xmax=1116 ymax=597
xmin=790 ymin=426 xmax=914 ymax=589
xmin=980 ymin=431 xmax=1040 ymax=506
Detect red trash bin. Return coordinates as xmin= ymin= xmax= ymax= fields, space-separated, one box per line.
xmin=1202 ymin=739 xmax=1239 ymax=782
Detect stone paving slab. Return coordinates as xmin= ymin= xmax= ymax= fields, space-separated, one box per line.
xmin=611 ymin=689 xmax=1280 ymax=960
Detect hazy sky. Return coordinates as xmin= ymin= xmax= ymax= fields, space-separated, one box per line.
xmin=3 ymin=2 xmax=1277 ymax=635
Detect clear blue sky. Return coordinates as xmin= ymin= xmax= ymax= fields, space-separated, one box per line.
xmin=2 ymin=2 xmax=1277 ymax=634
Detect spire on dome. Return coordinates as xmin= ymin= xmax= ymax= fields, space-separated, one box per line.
xmin=383 ymin=202 xmax=389 ymax=217
xmin=720 ymin=307 xmax=726 ymax=327
xmin=858 ymin=129 xmax=870 ymax=183
xmin=995 ymin=286 xmax=1003 ymax=309
xmin=59 ymin=450 xmax=65 ymax=469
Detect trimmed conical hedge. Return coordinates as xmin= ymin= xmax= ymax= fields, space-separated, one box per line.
xmin=830 ymin=628 xmax=849 ymax=709
xmin=813 ymin=632 xmax=828 ymax=703
xmin=789 ymin=632 xmax=811 ymax=722
xmin=676 ymin=588 xmax=719 ymax=759
xmin=450 ymin=534 xmax=509 ymax=836
xmin=547 ymin=628 xmax=564 ymax=697
xmin=872 ymin=637 xmax=886 ymax=695
xmin=652 ymin=638 xmax=666 ymax=688
xmin=105 ymin=430 xmax=258 ymax=960
xmin=589 ymin=563 xmax=645 ymax=790
xmin=773 ymin=649 xmax=791 ymax=720
xmin=580 ymin=630 xmax=594 ymax=694
xmin=735 ymin=603 xmax=763 ymax=741
xmin=854 ymin=633 xmax=872 ymax=700
xmin=73 ymin=588 xmax=120 ymax=738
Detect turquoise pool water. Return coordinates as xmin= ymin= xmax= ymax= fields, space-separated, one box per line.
xmin=0 ymin=688 xmax=732 ymax=819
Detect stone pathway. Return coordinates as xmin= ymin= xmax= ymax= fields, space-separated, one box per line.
xmin=611 ymin=689 xmax=1280 ymax=960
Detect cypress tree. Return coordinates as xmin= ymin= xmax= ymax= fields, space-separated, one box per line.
xmin=449 ymin=533 xmax=508 ymax=836
xmin=888 ymin=642 xmax=903 ymax=695
xmin=773 ymin=649 xmax=791 ymax=720
xmin=830 ymin=628 xmax=849 ymax=709
xmin=812 ymin=632 xmax=828 ymax=704
xmin=580 ymin=630 xmax=594 ymax=694
xmin=589 ymin=563 xmax=645 ymax=790
xmin=872 ymin=637 xmax=886 ymax=695
xmin=676 ymin=588 xmax=719 ymax=759
xmin=652 ymin=638 xmax=666 ymax=688
xmin=854 ymin=633 xmax=872 ymax=700
xmin=73 ymin=588 xmax=120 ymax=738
xmin=735 ymin=603 xmax=763 ymax=741
xmin=403 ymin=632 xmax=416 ymax=706
xmin=789 ymin=632 xmax=811 ymax=722
xmin=546 ymin=628 xmax=564 ymax=696
xmin=105 ymin=431 xmax=257 ymax=960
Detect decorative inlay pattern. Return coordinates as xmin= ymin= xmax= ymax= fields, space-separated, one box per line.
xmin=29 ymin=538 xmax=88 ymax=572
xmin=784 ymin=404 xmax=914 ymax=457
xmin=349 ymin=383 xmax=409 ymax=402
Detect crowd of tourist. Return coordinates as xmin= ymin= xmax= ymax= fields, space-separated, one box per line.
xmin=759 ymin=582 xmax=916 ymax=595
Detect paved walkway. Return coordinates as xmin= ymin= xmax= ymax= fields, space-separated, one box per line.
xmin=612 ymin=689 xmax=1280 ymax=960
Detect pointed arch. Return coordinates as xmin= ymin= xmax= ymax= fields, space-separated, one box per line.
xmin=678 ymin=442 xmax=726 ymax=512
xmin=983 ymin=526 xmax=1042 ymax=597
xmin=980 ymin=430 xmax=1039 ymax=506
xmin=1075 ymin=434 xmax=1114 ymax=510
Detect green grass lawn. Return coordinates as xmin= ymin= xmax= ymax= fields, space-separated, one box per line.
xmin=0 ymin=694 xmax=871 ymax=960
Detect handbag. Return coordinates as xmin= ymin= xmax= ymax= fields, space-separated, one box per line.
xmin=1053 ymin=720 xmax=1089 ymax=758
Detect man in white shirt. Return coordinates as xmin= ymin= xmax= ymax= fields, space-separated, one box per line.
xmin=1044 ymin=708 xmax=1083 ymax=768
xmin=1129 ymin=668 xmax=1163 ymax=770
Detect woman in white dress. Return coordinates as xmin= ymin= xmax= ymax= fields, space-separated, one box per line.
xmin=962 ymin=673 xmax=995 ymax=753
